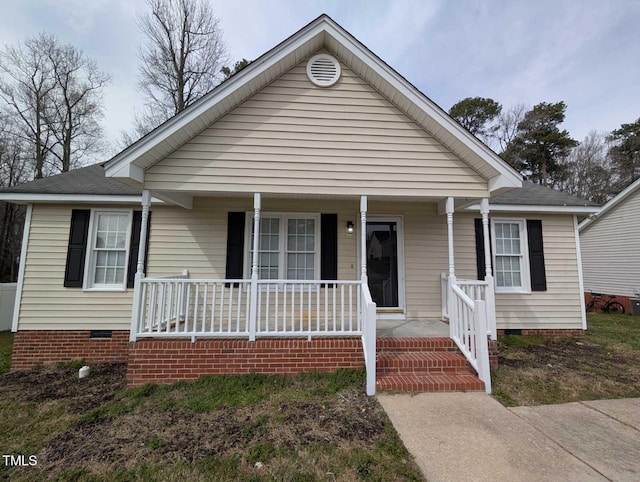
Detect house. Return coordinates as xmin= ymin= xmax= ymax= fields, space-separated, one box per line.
xmin=0 ymin=15 xmax=599 ymax=395
xmin=579 ymin=178 xmax=640 ymax=312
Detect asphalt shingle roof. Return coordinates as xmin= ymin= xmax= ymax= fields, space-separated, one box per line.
xmin=0 ymin=164 xmax=140 ymax=196
xmin=0 ymin=165 xmax=598 ymax=208
xmin=490 ymin=181 xmax=599 ymax=207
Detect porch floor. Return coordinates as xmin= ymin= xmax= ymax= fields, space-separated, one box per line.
xmin=376 ymin=319 xmax=449 ymax=338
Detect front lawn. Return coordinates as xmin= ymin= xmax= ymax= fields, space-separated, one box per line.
xmin=0 ymin=362 xmax=423 ymax=481
xmin=492 ymin=312 xmax=640 ymax=406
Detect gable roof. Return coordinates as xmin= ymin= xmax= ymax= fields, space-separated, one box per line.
xmin=579 ymin=178 xmax=640 ymax=232
xmin=0 ymin=164 xmax=597 ymax=213
xmin=104 ymin=14 xmax=522 ymax=194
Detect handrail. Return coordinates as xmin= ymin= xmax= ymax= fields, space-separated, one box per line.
xmin=448 ymin=276 xmax=492 ymax=393
xmin=361 ymin=283 xmax=377 ymax=396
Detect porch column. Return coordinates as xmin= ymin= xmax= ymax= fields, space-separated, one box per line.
xmin=480 ymin=198 xmax=492 ymax=278
xmin=130 ymin=190 xmax=151 ymax=342
xmin=480 ymin=198 xmax=496 ymax=340
xmin=360 ymin=195 xmax=367 ymax=283
xmin=446 ymin=197 xmax=455 ymax=278
xmin=446 ymin=197 xmax=456 ymax=339
xmin=136 ymin=190 xmax=152 ymax=275
xmin=248 ymin=193 xmax=261 ymax=341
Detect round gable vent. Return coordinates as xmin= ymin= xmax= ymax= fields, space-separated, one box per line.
xmin=306 ymin=54 xmax=341 ymax=87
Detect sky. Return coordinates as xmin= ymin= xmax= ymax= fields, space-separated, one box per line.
xmin=1 ymin=0 xmax=639 ymax=159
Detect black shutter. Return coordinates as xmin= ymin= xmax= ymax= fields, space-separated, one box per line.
xmin=226 ymin=212 xmax=245 ymax=281
xmin=127 ymin=211 xmax=152 ymax=289
xmin=527 ymin=220 xmax=547 ymax=291
xmin=64 ymin=209 xmax=90 ymax=287
xmin=474 ymin=219 xmax=486 ymax=281
xmin=320 ymin=214 xmax=338 ymax=282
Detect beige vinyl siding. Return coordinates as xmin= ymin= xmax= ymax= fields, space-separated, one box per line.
xmin=454 ymin=213 xmax=583 ymax=330
xmin=580 ymin=192 xmax=640 ymax=297
xmin=144 ymin=59 xmax=489 ymax=198
xmin=147 ymin=197 xmax=359 ymax=281
xmin=18 ymin=204 xmax=136 ymax=330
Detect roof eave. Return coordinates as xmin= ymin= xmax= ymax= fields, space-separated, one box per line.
xmin=466 ymin=204 xmax=601 ymax=215
xmin=0 ymin=193 xmax=162 ymax=204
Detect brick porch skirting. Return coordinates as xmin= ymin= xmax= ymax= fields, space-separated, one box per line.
xmin=126 ymin=338 xmax=365 ymax=387
xmin=10 ymin=330 xmax=130 ymax=370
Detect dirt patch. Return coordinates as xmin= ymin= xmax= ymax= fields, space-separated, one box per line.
xmin=499 ymin=341 xmax=638 ymax=384
xmin=494 ymin=337 xmax=640 ymax=406
xmin=0 ymin=362 xmax=126 ymax=412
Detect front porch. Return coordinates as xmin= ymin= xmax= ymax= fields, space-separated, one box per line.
xmin=129 ymin=193 xmax=497 ymax=394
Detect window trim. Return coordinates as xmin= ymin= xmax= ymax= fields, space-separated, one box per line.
xmin=243 ymin=212 xmax=321 ymax=281
xmin=490 ymin=218 xmax=531 ymax=294
xmin=83 ymin=209 xmax=133 ymax=292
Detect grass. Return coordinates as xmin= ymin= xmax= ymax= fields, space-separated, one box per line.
xmin=492 ymin=312 xmax=640 ymax=406
xmin=0 ymin=330 xmax=13 ymax=374
xmin=0 ymin=364 xmax=424 ymax=481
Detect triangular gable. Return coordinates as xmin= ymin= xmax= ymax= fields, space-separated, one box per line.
xmin=144 ymin=55 xmax=489 ymax=199
xmin=105 ymin=14 xmax=521 ymax=195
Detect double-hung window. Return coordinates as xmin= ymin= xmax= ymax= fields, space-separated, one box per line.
xmin=247 ymin=214 xmax=319 ymax=280
xmin=491 ymin=219 xmax=530 ymax=293
xmin=85 ymin=210 xmax=132 ymax=290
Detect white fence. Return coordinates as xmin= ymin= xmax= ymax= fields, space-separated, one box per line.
xmin=0 ymin=283 xmax=16 ymax=331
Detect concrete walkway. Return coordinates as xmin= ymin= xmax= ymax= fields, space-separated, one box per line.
xmin=378 ymin=393 xmax=640 ymax=482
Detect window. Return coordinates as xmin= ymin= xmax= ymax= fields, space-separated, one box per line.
xmin=85 ymin=211 xmax=132 ymax=290
xmin=246 ymin=214 xmax=319 ymax=280
xmin=491 ymin=219 xmax=530 ymax=293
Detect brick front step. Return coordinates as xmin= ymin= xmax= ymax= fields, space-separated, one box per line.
xmin=376 ymin=373 xmax=485 ymax=392
xmin=377 ymin=337 xmax=459 ymax=352
xmin=377 ymin=351 xmax=473 ymax=374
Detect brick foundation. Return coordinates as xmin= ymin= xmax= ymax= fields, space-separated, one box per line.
xmin=11 ymin=330 xmax=130 ymax=370
xmin=497 ymin=328 xmax=585 ymax=340
xmin=488 ymin=340 xmax=498 ymax=369
xmin=126 ymin=337 xmax=364 ymax=387
xmin=584 ymin=291 xmax=632 ymax=314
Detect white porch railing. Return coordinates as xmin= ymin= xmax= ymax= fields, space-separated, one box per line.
xmin=255 ymin=280 xmax=363 ymax=338
xmin=441 ymin=273 xmax=496 ymax=340
xmin=447 ymin=276 xmax=492 ymax=393
xmin=361 ymin=283 xmax=377 ymax=396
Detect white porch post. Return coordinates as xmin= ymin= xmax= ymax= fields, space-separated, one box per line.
xmin=481 ymin=198 xmax=497 ymax=340
xmin=130 ymin=190 xmax=152 ymax=342
xmin=446 ymin=197 xmax=455 ymax=278
xmin=360 ymin=195 xmax=368 ymax=284
xmin=446 ymin=197 xmax=456 ymax=338
xmin=248 ymin=193 xmax=261 ymax=341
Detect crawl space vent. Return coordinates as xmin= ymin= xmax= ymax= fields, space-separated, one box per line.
xmin=306 ymin=54 xmax=341 ymax=87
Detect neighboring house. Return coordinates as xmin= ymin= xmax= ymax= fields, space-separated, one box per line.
xmin=579 ymin=178 xmax=640 ymax=311
xmin=0 ymin=15 xmax=599 ymax=394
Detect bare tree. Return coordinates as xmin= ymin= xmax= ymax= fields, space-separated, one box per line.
xmin=494 ymin=103 xmax=528 ymax=154
xmin=47 ymin=43 xmax=110 ymax=172
xmin=557 ymin=131 xmax=615 ymax=203
xmin=136 ymin=0 xmax=228 ymax=133
xmin=0 ymin=34 xmax=58 ymax=179
xmin=0 ymin=114 xmax=28 ymax=281
xmin=0 ymin=34 xmax=109 ymax=176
